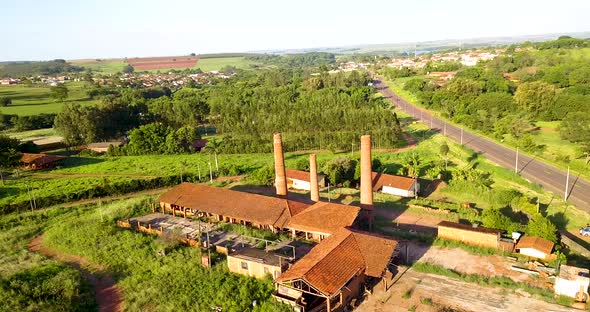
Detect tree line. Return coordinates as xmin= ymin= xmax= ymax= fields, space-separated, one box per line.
xmin=382 ymin=37 xmax=590 ymax=154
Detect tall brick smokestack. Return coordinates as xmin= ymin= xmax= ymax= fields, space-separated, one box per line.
xmin=273 ymin=133 xmax=288 ymax=197
xmin=310 ymin=154 xmax=319 ymax=202
xmin=360 ymin=135 xmax=374 ymax=228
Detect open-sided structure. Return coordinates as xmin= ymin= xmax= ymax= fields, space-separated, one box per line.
xmin=274 ymin=228 xmax=398 ymax=312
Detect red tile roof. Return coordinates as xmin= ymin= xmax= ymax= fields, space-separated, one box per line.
xmin=515 ymin=236 xmax=554 ymax=255
xmin=158 ymin=183 xmax=310 ymax=228
xmin=287 ymin=202 xmax=359 ymax=234
xmin=276 ymin=228 xmax=398 ymax=296
xmin=286 ymin=169 xmax=312 ymax=182
xmin=372 ymin=172 xmax=416 ymax=192
xmin=20 ymin=153 xmax=66 ymax=166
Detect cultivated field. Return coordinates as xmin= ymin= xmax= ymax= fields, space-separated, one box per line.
xmin=0 ymin=81 xmax=99 ymax=116
xmin=126 ymin=56 xmax=199 ymax=70
xmin=69 ymin=59 xmax=127 ymax=74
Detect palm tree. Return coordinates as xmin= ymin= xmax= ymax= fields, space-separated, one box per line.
xmin=203 ymin=138 xmax=222 ymax=172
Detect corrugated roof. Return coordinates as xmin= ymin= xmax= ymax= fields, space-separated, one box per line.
xmin=515 ymin=236 xmax=554 ymax=255
xmin=158 ymin=183 xmax=310 ymax=228
xmin=438 ymin=221 xmax=503 ymax=235
xmin=372 ymin=172 xmax=416 ymax=192
xmin=276 ymin=228 xmax=398 ymax=296
xmin=287 ymin=202 xmax=360 ymax=234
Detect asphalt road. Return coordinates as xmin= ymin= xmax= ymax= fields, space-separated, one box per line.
xmin=374 ymin=79 xmax=590 ymax=213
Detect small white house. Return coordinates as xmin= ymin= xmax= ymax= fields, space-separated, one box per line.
xmin=514 ymin=236 xmax=554 ymax=259
xmin=372 ymin=172 xmax=419 ymax=198
xmin=555 ymin=265 xmax=590 ymax=301
xmin=286 ymin=169 xmax=325 ymax=191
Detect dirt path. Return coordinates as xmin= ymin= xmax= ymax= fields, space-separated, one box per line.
xmin=358 ymin=268 xmax=579 ymax=312
xmin=29 ymin=235 xmax=123 ymax=312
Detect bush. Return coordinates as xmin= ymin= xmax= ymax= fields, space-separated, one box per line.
xmin=0 ymin=97 xmax=12 ymax=107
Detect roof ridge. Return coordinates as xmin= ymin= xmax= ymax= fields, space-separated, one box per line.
xmin=349 ymin=232 xmax=369 ymax=269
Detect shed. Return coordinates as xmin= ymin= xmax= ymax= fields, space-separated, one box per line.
xmin=515 ymin=236 xmax=554 ymax=259
xmin=372 ymin=172 xmax=419 ymax=198
xmin=286 ymin=169 xmax=325 ymax=191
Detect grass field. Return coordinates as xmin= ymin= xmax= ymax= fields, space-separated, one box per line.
xmin=0 ymin=197 xmax=289 ymax=311
xmin=3 ymin=128 xmax=58 ymax=141
xmin=69 ymin=56 xmax=258 ymax=74
xmin=69 ymin=59 xmax=127 ymax=74
xmin=0 ymin=81 xmax=100 ymax=116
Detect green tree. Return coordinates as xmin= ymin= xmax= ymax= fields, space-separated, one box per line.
xmin=481 ymin=208 xmax=520 ymax=233
xmin=54 ymin=104 xmax=97 ymax=146
xmin=122 ymin=65 xmax=135 ymax=74
xmin=525 ymin=214 xmax=558 ymax=243
xmin=50 ymin=84 xmax=69 ymax=101
xmin=0 ymin=97 xmax=12 ymax=107
xmin=323 ymin=157 xmax=357 ymax=187
xmin=559 ymin=112 xmax=590 ymax=155
xmin=0 ymin=134 xmax=21 ymax=184
xmin=440 ymin=142 xmax=449 ymax=170
xmin=203 ymin=138 xmax=222 ymax=172
xmin=514 ymin=81 xmax=557 ymax=120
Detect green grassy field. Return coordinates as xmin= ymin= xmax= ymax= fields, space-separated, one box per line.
xmin=0 ymin=81 xmax=100 ymax=116
xmin=0 ymin=197 xmax=289 ymax=311
xmin=69 ymin=59 xmax=127 ymax=74
xmin=3 ymin=128 xmax=58 ymax=141
xmin=69 ymin=56 xmax=258 ymax=74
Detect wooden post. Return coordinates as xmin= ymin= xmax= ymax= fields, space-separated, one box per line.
xmin=172 ymin=207 xmax=176 ymax=217
xmin=326 ymin=296 xmax=331 ymax=312
xmin=183 ymin=208 xmax=187 ymax=219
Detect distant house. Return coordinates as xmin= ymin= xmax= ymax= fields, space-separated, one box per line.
xmin=515 ymin=236 xmax=554 ymax=259
xmin=274 ymin=228 xmax=398 ymax=312
xmin=437 ymin=221 xmax=509 ymax=250
xmin=227 ymin=247 xmax=285 ymax=279
xmin=372 ymin=172 xmax=419 ymax=198
xmin=86 ymin=141 xmax=123 ymax=153
xmin=286 ymin=169 xmax=325 ymax=191
xmin=20 ymin=153 xmax=67 ymax=170
xmin=191 ymin=139 xmax=207 ymax=152
xmin=555 ymin=265 xmax=590 ymax=300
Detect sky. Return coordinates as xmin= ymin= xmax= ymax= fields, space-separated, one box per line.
xmin=1 ymin=0 xmax=589 ymax=61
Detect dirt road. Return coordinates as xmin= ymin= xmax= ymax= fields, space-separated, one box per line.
xmin=29 ymin=235 xmax=123 ymax=312
xmin=375 ymin=79 xmax=590 ymax=213
xmin=358 ymin=268 xmax=579 ymax=312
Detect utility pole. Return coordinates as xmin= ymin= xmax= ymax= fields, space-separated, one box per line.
xmin=515 ymin=147 xmax=519 ymax=174
xmin=198 ymin=163 xmax=201 ymax=181
xmin=564 ymin=166 xmax=570 ymax=201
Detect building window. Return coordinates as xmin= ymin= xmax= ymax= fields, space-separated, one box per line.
xmin=241 ymin=262 xmax=248 ymax=270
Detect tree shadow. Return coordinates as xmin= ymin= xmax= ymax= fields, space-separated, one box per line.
xmin=59 ymin=157 xmax=105 ymax=169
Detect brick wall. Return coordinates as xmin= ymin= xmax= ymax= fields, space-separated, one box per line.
xmin=438 ymin=225 xmax=499 ymax=249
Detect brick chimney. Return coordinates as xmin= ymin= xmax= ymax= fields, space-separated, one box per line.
xmin=360 ymin=135 xmax=374 ymax=228
xmin=309 ymin=154 xmax=319 ymax=202
xmin=273 ymin=133 xmax=287 ymax=197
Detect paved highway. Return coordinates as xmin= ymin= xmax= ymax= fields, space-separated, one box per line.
xmin=374 ymin=79 xmax=590 ymax=213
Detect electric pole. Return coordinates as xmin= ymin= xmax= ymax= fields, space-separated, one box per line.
xmin=564 ymin=166 xmax=570 ymax=201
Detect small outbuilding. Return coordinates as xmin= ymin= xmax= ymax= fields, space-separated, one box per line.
xmin=372 ymin=172 xmax=419 ymax=198
xmin=86 ymin=141 xmax=123 ymax=153
xmin=227 ymin=247 xmax=285 ymax=279
xmin=515 ymin=236 xmax=554 ymax=260
xmin=20 ymin=153 xmax=67 ymax=170
xmin=555 ymin=265 xmax=590 ymax=302
xmin=286 ymin=169 xmax=325 ymax=191
xmin=437 ymin=221 xmax=503 ymax=249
